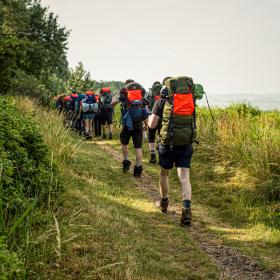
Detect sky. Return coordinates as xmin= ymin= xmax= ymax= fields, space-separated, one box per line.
xmin=40 ymin=0 xmax=280 ymax=94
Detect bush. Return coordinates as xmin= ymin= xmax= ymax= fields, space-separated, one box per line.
xmin=6 ymin=71 xmax=67 ymax=106
xmin=0 ymin=238 xmax=25 ymax=280
xmin=0 ymin=96 xmax=60 ymax=243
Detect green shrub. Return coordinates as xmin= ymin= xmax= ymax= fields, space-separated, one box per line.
xmin=0 ymin=96 xmax=60 ymax=242
xmin=0 ymin=237 xmax=25 ymax=280
xmin=6 ymin=71 xmax=67 ymax=106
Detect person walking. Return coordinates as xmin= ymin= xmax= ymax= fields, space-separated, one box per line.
xmin=79 ymin=91 xmax=98 ymax=140
xmin=148 ymin=76 xmax=197 ymax=226
xmin=112 ymin=79 xmax=149 ymax=177
xmin=147 ymin=81 xmax=163 ymax=163
xmin=93 ymin=92 xmax=102 ymax=137
xmin=99 ymin=87 xmax=114 ymax=139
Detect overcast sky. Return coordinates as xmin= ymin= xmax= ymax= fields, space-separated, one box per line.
xmin=41 ymin=0 xmax=280 ymax=94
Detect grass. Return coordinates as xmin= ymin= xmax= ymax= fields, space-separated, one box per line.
xmin=17 ymin=99 xmax=219 ymax=279
xmin=11 ymin=99 xmax=280 ymax=278
xmin=106 ymin=103 xmax=280 ymax=272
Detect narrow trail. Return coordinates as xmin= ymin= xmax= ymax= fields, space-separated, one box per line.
xmin=96 ymin=141 xmax=280 ymax=280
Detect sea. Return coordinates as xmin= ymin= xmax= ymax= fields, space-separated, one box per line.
xmin=197 ymin=93 xmax=280 ymax=111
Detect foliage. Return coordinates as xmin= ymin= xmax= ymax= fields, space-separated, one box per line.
xmin=0 ymin=0 xmax=69 ymax=99
xmin=67 ymin=62 xmax=94 ymax=93
xmin=0 ymin=96 xmax=61 ymax=258
xmin=67 ymin=62 xmax=124 ymax=95
xmin=0 ymin=237 xmax=25 ymax=280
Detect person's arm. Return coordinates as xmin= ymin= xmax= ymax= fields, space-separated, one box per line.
xmin=148 ymin=99 xmax=164 ymax=129
xmin=112 ymin=88 xmax=126 ymax=107
xmin=143 ymin=118 xmax=148 ymax=131
xmin=148 ymin=114 xmax=160 ymax=129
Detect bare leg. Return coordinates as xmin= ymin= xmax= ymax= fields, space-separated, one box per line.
xmin=135 ymin=148 xmax=142 ymax=166
xmin=88 ymin=120 xmax=93 ymax=136
xmin=177 ymin=168 xmax=192 ymax=201
xmin=84 ymin=119 xmax=89 ymax=133
xmin=159 ymin=167 xmax=170 ymax=199
xmin=122 ymin=144 xmax=129 ymax=160
xmin=102 ymin=125 xmax=106 ymax=135
xmin=109 ymin=124 xmax=113 ymax=134
xmin=149 ymin=142 xmax=156 ymax=153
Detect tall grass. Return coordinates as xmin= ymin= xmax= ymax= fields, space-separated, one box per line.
xmin=198 ymin=104 xmax=279 ymax=189
xmin=196 ymin=104 xmax=280 ymax=226
xmin=18 ymin=97 xmax=81 ymax=165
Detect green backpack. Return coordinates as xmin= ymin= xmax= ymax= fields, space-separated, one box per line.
xmin=149 ymin=83 xmax=163 ymax=109
xmin=100 ymin=92 xmax=113 ymax=112
xmin=160 ymin=76 xmax=196 ymax=146
xmin=194 ymin=84 xmax=205 ymax=100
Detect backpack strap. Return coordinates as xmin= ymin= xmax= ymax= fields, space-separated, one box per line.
xmin=167 ymin=96 xmax=175 ymax=151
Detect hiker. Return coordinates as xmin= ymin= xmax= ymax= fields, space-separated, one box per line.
xmin=75 ymin=92 xmax=86 ymax=135
xmin=56 ymin=94 xmax=66 ymax=114
xmin=148 ymin=76 xmax=197 ymax=226
xmin=62 ymin=95 xmax=72 ymax=127
xmin=93 ymin=92 xmax=102 ymax=137
xmin=99 ymin=87 xmax=113 ymax=139
xmin=112 ymin=79 xmax=149 ymax=177
xmin=79 ymin=91 xmax=98 ymax=140
xmin=147 ymin=81 xmax=163 ymax=163
xmin=69 ymin=90 xmax=79 ymax=129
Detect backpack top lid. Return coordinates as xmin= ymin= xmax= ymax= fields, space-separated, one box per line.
xmin=86 ymin=91 xmax=94 ymax=95
xmin=71 ymin=93 xmax=78 ymax=98
xmin=84 ymin=94 xmax=96 ymax=104
xmin=165 ymin=76 xmax=194 ymax=95
xmin=64 ymin=95 xmax=71 ymax=101
xmin=101 ymin=87 xmax=111 ymax=93
xmin=125 ymin=82 xmax=142 ymax=91
xmin=151 ymin=83 xmax=162 ymax=96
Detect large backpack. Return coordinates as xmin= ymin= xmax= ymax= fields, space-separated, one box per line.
xmin=149 ymin=83 xmax=162 ymax=109
xmin=82 ymin=94 xmax=98 ymax=113
xmin=70 ymin=93 xmax=78 ymax=111
xmin=125 ymin=82 xmax=147 ymax=122
xmin=75 ymin=93 xmax=86 ymax=112
xmin=160 ymin=76 xmax=196 ymax=146
xmin=100 ymin=88 xmax=113 ymax=112
xmin=63 ymin=95 xmax=72 ymax=112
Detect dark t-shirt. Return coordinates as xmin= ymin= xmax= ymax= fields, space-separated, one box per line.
xmin=152 ymin=98 xmax=166 ymax=118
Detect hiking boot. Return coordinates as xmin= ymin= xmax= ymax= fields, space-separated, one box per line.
xmin=122 ymin=160 xmax=131 ymax=172
xmin=133 ymin=165 xmax=142 ymax=177
xmin=84 ymin=131 xmax=90 ymax=139
xmin=102 ymin=134 xmax=107 ymax=139
xmin=155 ymin=198 xmax=169 ymax=213
xmin=149 ymin=153 xmax=157 ymax=164
xmin=109 ymin=132 xmax=113 ymax=139
xmin=180 ymin=208 xmax=192 ymax=227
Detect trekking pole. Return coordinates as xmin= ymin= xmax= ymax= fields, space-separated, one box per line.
xmin=204 ymin=92 xmax=215 ymax=123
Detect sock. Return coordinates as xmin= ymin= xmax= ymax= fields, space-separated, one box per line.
xmin=183 ymin=199 xmax=191 ymax=209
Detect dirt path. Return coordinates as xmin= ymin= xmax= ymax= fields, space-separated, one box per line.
xmin=96 ymin=141 xmax=280 ymax=280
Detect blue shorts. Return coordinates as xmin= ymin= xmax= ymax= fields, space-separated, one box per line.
xmin=158 ymin=143 xmax=193 ymax=169
xmin=83 ymin=113 xmax=94 ymax=120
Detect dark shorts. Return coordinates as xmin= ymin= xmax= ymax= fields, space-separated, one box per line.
xmin=83 ymin=113 xmax=94 ymax=120
xmin=120 ymin=126 xmax=143 ymax=149
xmin=100 ymin=111 xmax=113 ymax=125
xmin=148 ymin=126 xmax=161 ymax=143
xmin=158 ymin=143 xmax=193 ymax=169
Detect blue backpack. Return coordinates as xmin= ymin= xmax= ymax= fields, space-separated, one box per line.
xmin=82 ymin=95 xmax=98 ymax=113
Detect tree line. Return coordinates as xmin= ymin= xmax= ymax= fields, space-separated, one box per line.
xmin=0 ymin=0 xmax=123 ymax=104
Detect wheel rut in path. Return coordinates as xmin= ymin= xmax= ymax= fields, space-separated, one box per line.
xmin=96 ymin=141 xmax=280 ymax=280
